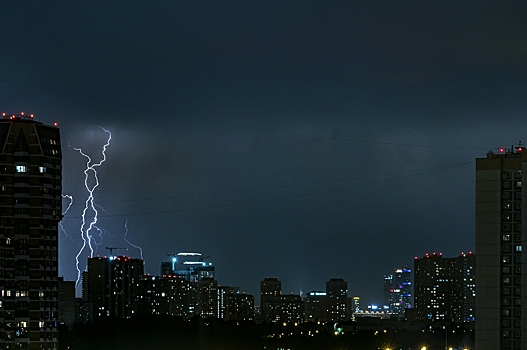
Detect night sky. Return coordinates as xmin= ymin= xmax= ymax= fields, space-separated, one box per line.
xmin=2 ymin=1 xmax=527 ymax=305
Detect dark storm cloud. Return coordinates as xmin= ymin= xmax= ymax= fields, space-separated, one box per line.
xmin=2 ymin=0 xmax=527 ymax=303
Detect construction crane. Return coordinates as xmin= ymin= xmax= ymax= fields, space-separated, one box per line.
xmin=106 ymin=247 xmax=128 ymax=255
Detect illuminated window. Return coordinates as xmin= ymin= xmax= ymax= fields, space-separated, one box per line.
xmin=39 ymin=166 xmax=46 ymax=173
xmin=15 ymin=165 xmax=28 ymax=173
xmin=516 ymin=246 xmax=522 ymax=252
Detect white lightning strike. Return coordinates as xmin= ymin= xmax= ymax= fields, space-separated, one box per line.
xmin=72 ymin=127 xmax=112 ymax=287
xmin=59 ymin=194 xmax=74 ymax=241
xmin=123 ymin=218 xmax=143 ymax=260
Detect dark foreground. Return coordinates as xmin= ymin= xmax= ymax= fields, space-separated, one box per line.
xmin=59 ymin=316 xmax=474 ymax=350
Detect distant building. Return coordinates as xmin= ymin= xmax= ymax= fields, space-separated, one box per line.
xmin=218 ymin=286 xmax=240 ymax=319
xmin=136 ymin=275 xmax=188 ymax=317
xmin=352 ymin=296 xmax=360 ymax=313
xmin=58 ymin=277 xmax=76 ymax=328
xmin=260 ymin=277 xmax=281 ymax=322
xmin=196 ymin=278 xmax=218 ymax=317
xmin=383 ymin=267 xmax=412 ymax=317
xmin=260 ymin=277 xmax=303 ymax=324
xmin=83 ymin=256 xmax=144 ymax=318
xmin=0 ymin=113 xmax=62 ymax=349
xmin=326 ymin=278 xmax=349 ymax=322
xmin=74 ymin=298 xmax=93 ymax=325
xmin=414 ymin=252 xmax=475 ymax=323
xmin=224 ymin=293 xmax=254 ymax=321
xmin=161 ymin=252 xmax=214 ymax=282
xmin=263 ymin=294 xmax=303 ymax=324
xmin=304 ymin=291 xmax=327 ymax=323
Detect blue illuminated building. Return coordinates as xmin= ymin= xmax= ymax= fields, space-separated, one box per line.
xmin=383 ymin=267 xmax=412 ymax=317
xmin=161 ymin=252 xmax=214 ymax=282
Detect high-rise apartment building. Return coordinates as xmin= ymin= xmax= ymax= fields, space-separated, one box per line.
xmin=326 ymin=278 xmax=349 ymax=322
xmin=223 ymin=292 xmax=254 ymax=321
xmin=161 ymin=252 xmax=214 ymax=282
xmin=414 ymin=252 xmax=475 ymax=323
xmin=57 ymin=277 xmax=76 ymax=328
xmin=0 ymin=113 xmax=62 ymax=350
xmin=260 ymin=277 xmax=281 ymax=321
xmin=83 ymin=256 xmax=144 ymax=318
xmin=383 ymin=267 xmax=412 ymax=317
xmin=304 ymin=291 xmax=327 ymax=323
xmin=476 ymin=147 xmax=525 ymax=349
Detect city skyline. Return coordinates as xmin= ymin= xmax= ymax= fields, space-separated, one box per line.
xmin=2 ymin=1 xmax=526 ymax=306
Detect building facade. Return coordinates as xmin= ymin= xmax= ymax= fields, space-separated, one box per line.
xmin=326 ymin=278 xmax=349 ymax=322
xmin=414 ymin=252 xmax=475 ymax=323
xmin=260 ymin=277 xmax=281 ymax=322
xmin=223 ymin=293 xmax=254 ymax=321
xmin=57 ymin=277 xmax=76 ymax=328
xmin=383 ymin=267 xmax=412 ymax=317
xmin=304 ymin=291 xmax=327 ymax=323
xmin=476 ymin=147 xmax=525 ymax=349
xmin=0 ymin=114 xmax=62 ymax=350
xmin=83 ymin=256 xmax=144 ymax=318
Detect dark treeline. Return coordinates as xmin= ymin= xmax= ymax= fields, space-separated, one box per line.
xmin=59 ymin=316 xmax=474 ymax=350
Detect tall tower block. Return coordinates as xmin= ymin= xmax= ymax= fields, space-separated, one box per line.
xmin=0 ymin=113 xmax=62 ymax=350
xmin=476 ymin=146 xmax=525 ymax=349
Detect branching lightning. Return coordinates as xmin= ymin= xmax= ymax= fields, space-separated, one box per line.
xmin=123 ymin=218 xmax=143 ymax=260
xmin=72 ymin=127 xmax=112 ymax=287
xmin=59 ymin=194 xmax=74 ymax=241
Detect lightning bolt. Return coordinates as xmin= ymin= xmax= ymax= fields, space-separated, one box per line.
xmin=123 ymin=218 xmax=143 ymax=260
xmin=72 ymin=127 xmax=112 ymax=287
xmin=59 ymin=194 xmax=74 ymax=241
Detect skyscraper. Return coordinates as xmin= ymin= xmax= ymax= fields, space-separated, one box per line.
xmin=476 ymin=147 xmax=524 ymax=349
xmin=83 ymin=255 xmax=144 ymax=318
xmin=326 ymin=278 xmax=349 ymax=322
xmin=0 ymin=113 xmax=62 ymax=350
xmin=414 ymin=252 xmax=475 ymax=323
xmin=383 ymin=267 xmax=412 ymax=317
xmin=260 ymin=277 xmax=281 ymax=322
